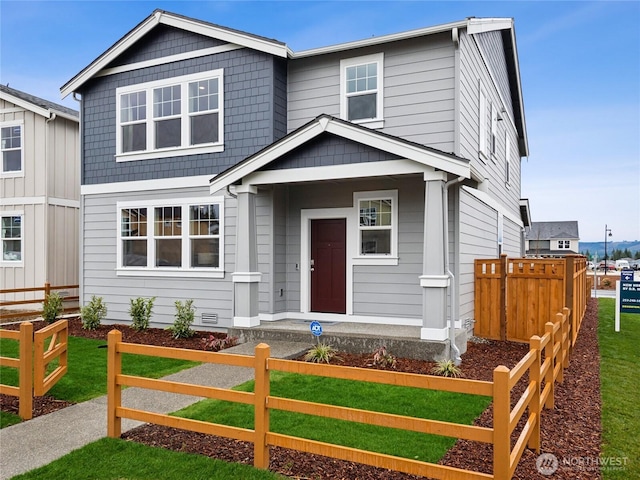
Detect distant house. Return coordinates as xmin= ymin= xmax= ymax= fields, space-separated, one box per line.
xmin=62 ymin=11 xmax=530 ymax=343
xmin=525 ymin=221 xmax=579 ymax=257
xmin=0 ymin=85 xmax=80 ymax=296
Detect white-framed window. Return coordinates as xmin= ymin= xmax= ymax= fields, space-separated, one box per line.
xmin=558 ymin=240 xmax=570 ymax=249
xmin=1 ymin=213 xmax=23 ymax=263
xmin=354 ymin=190 xmax=397 ymax=264
xmin=490 ymin=103 xmax=498 ymax=158
xmin=116 ymin=70 xmax=223 ymax=162
xmin=1 ymin=122 xmax=23 ymax=175
xmin=505 ymin=133 xmax=511 ymax=187
xmin=478 ymin=85 xmax=488 ymax=160
xmin=340 ymin=53 xmax=384 ymax=128
xmin=117 ymin=197 xmax=224 ymax=277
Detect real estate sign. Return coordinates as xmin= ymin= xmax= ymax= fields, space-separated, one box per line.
xmin=615 ymin=271 xmax=640 ymax=332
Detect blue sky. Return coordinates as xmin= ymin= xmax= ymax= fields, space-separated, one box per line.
xmin=1 ymin=0 xmax=638 ymax=242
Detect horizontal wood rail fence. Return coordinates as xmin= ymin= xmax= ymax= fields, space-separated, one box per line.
xmin=107 ymin=309 xmax=573 ymax=480
xmin=475 ymin=254 xmax=588 ymax=343
xmin=0 ymin=283 xmax=79 ymax=320
xmin=0 ymin=320 xmax=68 ymax=419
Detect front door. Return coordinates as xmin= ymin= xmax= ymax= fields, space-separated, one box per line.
xmin=311 ymin=218 xmax=346 ymax=313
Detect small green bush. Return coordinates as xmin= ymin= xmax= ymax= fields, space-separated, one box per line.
xmin=431 ymin=359 xmax=463 ymax=378
xmin=168 ymin=299 xmax=196 ymax=339
xmin=303 ymin=343 xmax=341 ymax=364
xmin=42 ymin=292 xmax=63 ymax=324
xmin=129 ymin=296 xmax=155 ymax=331
xmin=81 ymin=295 xmax=107 ymax=330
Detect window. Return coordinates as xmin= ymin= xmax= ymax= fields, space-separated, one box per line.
xmin=1 ymin=123 xmax=23 ymax=174
xmin=117 ymin=197 xmax=224 ymax=277
xmin=354 ymin=190 xmax=397 ymax=263
xmin=1 ymin=215 xmax=22 ymax=262
xmin=478 ymin=86 xmax=488 ymax=159
xmin=490 ymin=103 xmax=498 ymax=157
xmin=116 ymin=70 xmax=223 ymax=161
xmin=505 ymin=134 xmax=511 ymax=186
xmin=340 ymin=53 xmax=384 ymax=127
xmin=558 ymin=240 xmax=570 ymax=249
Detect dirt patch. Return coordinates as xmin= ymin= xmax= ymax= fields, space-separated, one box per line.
xmin=1 ymin=302 xmax=601 ymax=479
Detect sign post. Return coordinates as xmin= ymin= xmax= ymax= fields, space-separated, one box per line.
xmin=616 ymin=271 xmax=640 ymax=332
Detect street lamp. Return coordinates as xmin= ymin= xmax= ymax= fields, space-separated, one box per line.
xmin=604 ymin=225 xmax=612 ymax=271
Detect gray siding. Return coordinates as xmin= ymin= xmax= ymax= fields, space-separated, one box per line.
xmin=82 ymin=186 xmax=236 ymax=328
xmin=81 ymin=26 xmax=286 ymax=185
xmin=288 ymin=33 xmax=456 ymax=151
xmin=458 ymin=188 xmax=499 ymax=322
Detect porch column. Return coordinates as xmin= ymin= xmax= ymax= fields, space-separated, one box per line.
xmin=420 ymin=174 xmax=449 ymax=340
xmin=232 ymin=185 xmax=262 ymax=327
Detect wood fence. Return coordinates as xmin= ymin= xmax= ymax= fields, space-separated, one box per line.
xmin=107 ymin=308 xmax=573 ymax=480
xmin=475 ymin=254 xmax=588 ymax=343
xmin=0 ymin=320 xmax=69 ymax=419
xmin=0 ymin=283 xmax=79 ymax=320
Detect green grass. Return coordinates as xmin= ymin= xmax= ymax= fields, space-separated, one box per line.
xmin=174 ymin=370 xmax=491 ymax=463
xmin=0 ymin=410 xmax=21 ymax=428
xmin=598 ymin=298 xmax=640 ymax=479
xmin=10 ymin=437 xmax=284 ymax=480
xmin=0 ymin=335 xmax=198 ymax=404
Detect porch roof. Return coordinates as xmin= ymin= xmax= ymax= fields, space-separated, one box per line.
xmin=210 ymin=115 xmax=470 ymax=194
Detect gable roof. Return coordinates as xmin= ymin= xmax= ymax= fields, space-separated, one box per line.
xmin=526 ymin=221 xmax=580 ymax=241
xmin=209 ymin=114 xmax=470 ymax=193
xmin=0 ymin=84 xmax=78 ymax=122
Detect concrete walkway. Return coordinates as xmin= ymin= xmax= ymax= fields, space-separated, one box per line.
xmin=0 ymin=340 xmax=309 ymax=480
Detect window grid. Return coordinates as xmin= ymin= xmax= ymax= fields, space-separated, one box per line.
xmin=1 ymin=215 xmax=22 ymax=262
xmin=1 ymin=125 xmax=22 ymax=173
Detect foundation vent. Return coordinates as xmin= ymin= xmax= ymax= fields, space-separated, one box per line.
xmin=201 ymin=312 xmax=218 ymax=325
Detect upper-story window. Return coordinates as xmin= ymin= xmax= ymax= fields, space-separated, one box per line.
xmin=116 ymin=70 xmax=223 ymax=162
xmin=1 ymin=214 xmax=22 ymax=262
xmin=1 ymin=123 xmax=23 ymax=175
xmin=340 ymin=53 xmax=384 ymax=128
xmin=558 ymin=240 xmax=570 ymax=249
xmin=478 ymin=86 xmax=488 ymax=160
xmin=505 ymin=133 xmax=511 ymax=187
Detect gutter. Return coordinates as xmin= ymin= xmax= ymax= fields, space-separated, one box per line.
xmin=443 ymin=176 xmax=465 ymax=365
xmin=44 ymin=112 xmax=57 ymax=285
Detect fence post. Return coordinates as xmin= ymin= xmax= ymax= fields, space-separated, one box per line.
xmin=18 ymin=322 xmax=34 ymax=420
xmin=493 ymin=365 xmax=511 ymax=478
xmin=564 ymin=255 xmax=575 ymax=330
xmin=107 ymin=329 xmax=122 ymax=438
xmin=563 ymin=307 xmax=572 ymax=367
xmin=44 ymin=282 xmax=51 ymax=299
xmin=556 ymin=312 xmax=565 ymax=383
xmin=544 ymin=322 xmax=555 ymax=409
xmin=254 ymin=343 xmax=271 ymax=470
xmin=500 ymin=254 xmax=508 ymax=341
xmin=528 ymin=336 xmax=542 ymax=453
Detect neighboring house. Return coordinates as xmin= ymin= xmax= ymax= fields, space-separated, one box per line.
xmin=525 ymin=221 xmax=580 ymax=257
xmin=0 ymin=85 xmax=80 ymax=299
xmin=62 ymin=10 xmax=530 ymax=343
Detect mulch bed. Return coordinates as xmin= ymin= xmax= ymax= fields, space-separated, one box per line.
xmin=1 ymin=300 xmax=601 ymax=479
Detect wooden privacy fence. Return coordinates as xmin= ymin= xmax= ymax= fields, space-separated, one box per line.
xmin=0 ymin=283 xmax=79 ymax=320
xmin=107 ymin=308 xmax=573 ymax=480
xmin=475 ymin=254 xmax=588 ymax=343
xmin=0 ymin=320 xmax=69 ymax=419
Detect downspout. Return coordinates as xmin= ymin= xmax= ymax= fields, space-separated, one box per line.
xmin=44 ymin=112 xmax=57 ymax=286
xmin=443 ymin=176 xmax=465 ymax=365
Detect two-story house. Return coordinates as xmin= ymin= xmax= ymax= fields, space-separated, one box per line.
xmin=61 ymin=11 xmax=529 ymax=348
xmin=1 ymin=85 xmax=79 ymax=300
xmin=525 ymin=221 xmax=580 ymax=257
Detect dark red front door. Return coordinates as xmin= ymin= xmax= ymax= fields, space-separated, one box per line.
xmin=311 ymin=218 xmax=346 ymax=314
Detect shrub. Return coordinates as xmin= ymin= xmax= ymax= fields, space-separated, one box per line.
xmin=168 ymin=299 xmax=196 ymax=339
xmin=602 ymin=278 xmax=612 ymax=287
xmin=303 ymin=343 xmax=341 ymax=364
xmin=202 ymin=334 xmax=238 ymax=352
xmin=129 ymin=296 xmax=155 ymax=331
xmin=371 ymin=345 xmax=397 ymax=368
xmin=81 ymin=295 xmax=107 ymax=330
xmin=431 ymin=359 xmax=463 ymax=378
xmin=42 ymin=292 xmax=63 ymax=324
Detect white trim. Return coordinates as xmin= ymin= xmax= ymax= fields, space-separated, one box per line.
xmin=258 ymin=311 xmax=422 ymax=327
xmin=49 ymin=198 xmax=80 ymax=208
xmin=81 ymin=174 xmax=213 ymax=195
xmin=234 ymin=315 xmax=261 ymax=328
xmin=354 ymin=190 xmax=398 ymax=264
xmin=244 ymin=159 xmax=439 ymax=186
xmin=0 ymin=120 xmax=24 ymax=176
xmin=0 ymin=93 xmax=50 ymax=119
xmin=1 ymin=210 xmax=24 ymax=265
xmin=340 ymin=53 xmax=384 ymax=126
xmin=461 ymin=185 xmax=523 ymax=227
xmin=97 ymin=44 xmax=243 ymax=78
xmin=231 ymin=272 xmax=262 ymax=283
xmin=116 ymin=144 xmax=224 ymax=162
xmin=0 ymin=196 xmax=45 ymax=206
xmin=300 ymin=207 xmax=355 ymax=315
xmin=419 ymin=275 xmax=450 ymax=288
xmin=467 ymin=18 xmax=514 ymax=34
xmin=420 ymin=326 xmax=448 ymax=341
xmin=233 ymin=184 xmax=258 ymax=195
xmin=115 ymin=269 xmax=225 ymax=279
